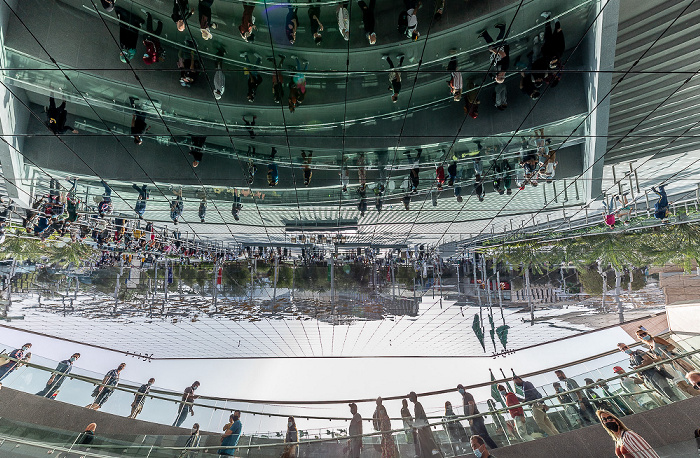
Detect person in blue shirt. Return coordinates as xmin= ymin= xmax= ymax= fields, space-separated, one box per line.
xmin=36 ymin=353 xmax=80 ymax=398
xmin=87 ymin=363 xmax=126 ymax=410
xmin=513 ymin=376 xmax=559 ymax=436
xmin=132 ymin=184 xmax=149 ymax=219
xmin=267 ymin=148 xmax=279 ymax=187
xmin=219 ymin=410 xmax=242 ymax=456
xmin=651 ymin=185 xmax=670 ymax=220
xmin=0 ymin=343 xmax=32 ymax=381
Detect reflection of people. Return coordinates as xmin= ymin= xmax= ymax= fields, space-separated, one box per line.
xmin=173 ymin=381 xmax=200 ymax=427
xmin=239 ymin=4 xmax=256 ymax=41
xmin=347 ymin=403 xmax=362 ymax=458
xmin=219 ymin=412 xmax=241 ymax=456
xmin=358 ymin=0 xmax=376 ymax=44
xmin=442 ymin=401 xmax=469 ymax=454
xmin=36 ymin=353 xmax=80 ymax=399
xmin=554 ymin=369 xmax=597 ymax=425
xmin=232 ymin=190 xmax=242 ymax=221
xmin=283 ymin=416 xmax=299 ymax=457
xmin=617 ymin=343 xmax=680 ymax=402
xmin=87 ymin=363 xmax=125 ymax=410
xmin=189 ymin=135 xmax=207 ymax=167
xmin=458 ymin=384 xmax=498 ymax=449
xmin=377 ymin=402 xmax=399 ymax=458
xmin=636 ymin=329 xmax=695 ymax=374
xmin=181 ymin=423 xmax=201 ymax=458
xmin=498 ymin=384 xmax=534 ymax=441
xmin=76 ymin=423 xmax=97 ymax=445
xmin=513 ymin=376 xmax=559 ymax=436
xmin=596 ymin=410 xmax=659 ymax=457
xmin=171 ymin=0 xmax=194 ymax=32
xmin=401 ymin=398 xmax=419 ymax=456
xmin=382 ymin=54 xmax=405 ymax=103
xmin=301 ymin=151 xmax=313 ymax=186
xmin=129 ymin=377 xmax=155 ymax=419
xmin=409 ymin=391 xmax=444 ymax=457
xmin=651 ymin=185 xmax=670 ymax=220
xmin=267 ymin=148 xmax=279 ymax=187
xmin=0 ymin=343 xmax=31 ymax=382
xmin=308 ymin=4 xmax=323 ymax=45
xmin=46 ymin=97 xmax=78 ymax=135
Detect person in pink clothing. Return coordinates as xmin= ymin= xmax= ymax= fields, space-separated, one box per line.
xmin=603 ymin=196 xmax=616 ymax=229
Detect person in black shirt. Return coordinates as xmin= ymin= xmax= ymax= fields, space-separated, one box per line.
xmin=308 ymin=5 xmax=323 ymax=45
xmin=171 ymin=0 xmax=194 ymax=31
xmin=358 ymin=0 xmax=376 ymax=44
xmin=46 ymin=97 xmax=78 ymax=135
xmin=128 ymin=97 xmax=149 ymax=145
xmin=541 ymin=13 xmax=565 ymax=68
xmin=457 ymin=384 xmax=498 ymax=449
xmin=76 ymin=423 xmax=96 ymax=445
xmin=129 ymin=377 xmax=155 ymax=419
xmin=285 ymin=6 xmax=298 ymax=44
xmin=188 ymin=135 xmax=207 ymax=167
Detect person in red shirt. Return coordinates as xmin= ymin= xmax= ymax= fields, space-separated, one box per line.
xmin=497 ymin=385 xmax=534 ymax=442
xmin=436 ymin=165 xmax=446 ymax=190
xmin=142 ymin=13 xmax=164 ymax=65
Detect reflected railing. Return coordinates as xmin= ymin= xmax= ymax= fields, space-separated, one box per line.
xmin=1 ymin=334 xmax=699 ymax=456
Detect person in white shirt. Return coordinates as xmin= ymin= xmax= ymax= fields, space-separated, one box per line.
xmin=336 ymin=4 xmax=350 ymax=41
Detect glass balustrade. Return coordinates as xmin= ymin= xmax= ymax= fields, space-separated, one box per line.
xmin=1 ymin=333 xmax=698 ymax=456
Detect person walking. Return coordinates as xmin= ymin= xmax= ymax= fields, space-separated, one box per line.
xmin=87 ymin=363 xmax=125 ymax=410
xmin=173 ymin=381 xmax=200 ymax=427
xmin=613 ymin=366 xmax=663 ymax=411
xmin=498 ymin=384 xmax=534 ymax=441
xmin=142 ymin=13 xmax=164 ymax=65
xmin=171 ymin=0 xmax=194 ymax=31
xmin=596 ymin=410 xmax=660 ymax=457
xmin=219 ymin=410 xmax=242 ymax=456
xmin=636 ymin=329 xmax=695 ymax=374
xmin=358 ymin=0 xmax=376 ymax=44
xmin=181 ymin=423 xmax=201 ymax=458
xmin=170 ymin=187 xmax=184 ymax=225
xmin=267 ymin=148 xmax=279 ymax=187
xmin=0 ymin=343 xmax=31 ymax=382
xmin=336 ymin=3 xmax=350 ymax=41
xmin=457 ymin=384 xmax=498 ymax=449
xmin=285 ymin=6 xmax=298 ymax=44
xmin=552 ymin=381 xmax=582 ymax=429
xmin=382 ymin=54 xmax=405 ymax=103
xmin=442 ymin=401 xmax=469 ymax=454
xmin=513 ymin=375 xmax=559 ymax=436
xmin=132 ymin=184 xmax=149 ymax=219
xmin=477 ymin=23 xmax=509 ymax=83
xmin=347 ymin=403 xmax=362 ymax=458
xmin=129 ymin=377 xmax=155 ymax=419
xmin=617 ymin=343 xmax=681 ymax=402
xmin=409 ymin=391 xmax=444 ymax=457
xmin=199 ymin=0 xmax=217 ymax=40
xmin=189 ymin=135 xmax=207 ymax=167
xmin=232 ymin=190 xmax=242 ymax=221
xmin=554 ymin=369 xmax=597 ymax=426
xmin=36 ymin=353 xmax=80 ymax=398
xmin=213 ymin=48 xmax=226 ymax=100
xmin=239 ymin=4 xmax=256 ymax=42
xmin=651 ymin=185 xmax=670 ymax=221
xmin=128 ymin=97 xmax=150 ymax=145
xmin=270 ymin=54 xmax=286 ymax=104
xmin=301 ymin=151 xmax=313 ymax=186
xmin=76 ymin=423 xmax=97 ymax=445
xmin=283 ymin=416 xmax=299 ymax=457
xmin=308 ymin=4 xmax=323 ymax=45
xmin=46 ymin=96 xmax=78 ymax=135
xmin=401 ymin=398 xmax=420 ymax=457
xmin=241 ymin=51 xmax=264 ymax=102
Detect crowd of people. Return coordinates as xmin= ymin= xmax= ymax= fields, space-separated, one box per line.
xmin=1 ymin=329 xmax=696 ymax=456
